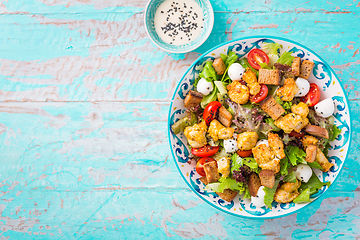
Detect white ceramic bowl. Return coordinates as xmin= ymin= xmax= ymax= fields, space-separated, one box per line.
xmin=168 ymin=36 xmax=352 ymax=218
xmin=144 ymin=0 xmax=214 ymax=53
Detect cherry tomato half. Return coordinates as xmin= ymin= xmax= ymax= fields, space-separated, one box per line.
xmin=288 ymin=130 xmax=305 ymax=138
xmin=247 ymin=49 xmax=270 ymax=70
xmin=203 ymin=101 xmax=222 ymax=125
xmin=192 ymin=145 xmax=219 ymax=157
xmin=196 ymin=157 xmax=216 ymax=176
xmin=250 ymin=84 xmax=268 ymax=103
xmin=236 ymin=150 xmax=253 ymax=158
xmin=301 ymin=83 xmax=321 ymax=107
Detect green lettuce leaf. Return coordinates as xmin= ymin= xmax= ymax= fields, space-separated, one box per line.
xmin=262 ymin=42 xmax=281 ymax=55
xmin=230 ymin=153 xmax=243 ymax=173
xmin=243 ymin=157 xmax=261 ymax=173
xmin=276 ymin=51 xmax=294 ymax=66
xmin=200 ymin=87 xmax=218 ymax=109
xmin=286 ymin=145 xmax=307 ymax=166
xmin=329 ymin=124 xmax=342 ymax=142
xmin=307 ymin=161 xmax=323 ymax=170
xmin=243 ymin=187 xmax=251 ymax=199
xmin=264 ymin=179 xmax=280 ymax=209
xmin=199 ymin=61 xmax=218 ymax=82
xmin=280 ymin=156 xmax=291 ymax=175
xmin=283 ymin=171 xmax=297 ymax=183
xmin=205 ymin=177 xmax=246 ymax=194
xmin=300 ymin=173 xmax=331 ymax=195
xmin=239 ymin=58 xmax=259 ymax=76
xmin=259 ymin=62 xmax=271 ymax=69
xmin=293 ymin=187 xmax=311 ymax=204
xmin=265 ymin=118 xmax=281 ymax=132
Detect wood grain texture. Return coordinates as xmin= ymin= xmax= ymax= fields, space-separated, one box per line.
xmin=0 ymin=0 xmax=359 ymax=239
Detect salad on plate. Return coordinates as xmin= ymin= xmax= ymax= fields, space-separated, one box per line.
xmin=171 ymin=42 xmax=341 ymax=208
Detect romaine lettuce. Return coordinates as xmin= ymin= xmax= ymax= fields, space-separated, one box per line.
xmin=293 ymin=187 xmax=311 ymax=204
xmin=276 ymin=51 xmax=294 ymax=67
xmin=263 ymin=179 xmax=280 ymax=208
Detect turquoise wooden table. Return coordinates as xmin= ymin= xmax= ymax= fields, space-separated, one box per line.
xmin=0 ymin=0 xmax=359 ymax=239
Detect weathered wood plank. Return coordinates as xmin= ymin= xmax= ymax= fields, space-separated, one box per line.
xmin=0 ymin=12 xmax=358 ymax=102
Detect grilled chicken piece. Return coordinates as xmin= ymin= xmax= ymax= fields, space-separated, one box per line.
xmin=184 ymin=121 xmax=207 ymax=148
xmin=277 ymin=78 xmax=299 ymax=101
xmin=237 ymin=132 xmax=259 ymax=151
xmin=268 ymin=132 xmax=285 ymax=159
xmin=243 ymin=68 xmax=261 ymax=95
xmin=291 ymin=102 xmax=309 ymax=118
xmin=274 ymin=180 xmax=301 ymax=203
xmin=227 ymin=81 xmax=250 ymax=104
xmin=274 ymin=113 xmax=309 ymax=134
xmin=252 ymin=144 xmax=280 ymax=173
xmin=208 ymin=119 xmax=234 ymax=142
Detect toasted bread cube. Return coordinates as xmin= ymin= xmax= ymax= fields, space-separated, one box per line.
xmin=292 ymin=57 xmax=301 ymax=76
xmin=216 ymin=189 xmax=238 ymax=202
xmin=248 ymin=172 xmax=261 ymax=197
xmin=259 ymin=170 xmax=276 ymax=188
xmin=260 ymin=96 xmax=285 ymax=120
xmin=305 ymin=125 xmax=329 ymax=139
xmin=184 ymin=90 xmax=203 ymax=108
xmin=305 ymin=144 xmax=317 ymax=163
xmin=203 ymin=161 xmax=220 ymax=183
xmin=212 ymin=58 xmax=226 ymax=75
xmin=218 ymin=106 xmax=233 ymax=127
xmin=258 ymin=69 xmax=281 ymax=85
xmin=299 ymin=60 xmax=315 ymax=79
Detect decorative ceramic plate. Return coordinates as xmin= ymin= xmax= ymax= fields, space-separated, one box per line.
xmin=167 ymin=36 xmax=352 ymax=218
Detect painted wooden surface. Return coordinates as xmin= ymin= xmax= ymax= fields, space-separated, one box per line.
xmin=0 ymin=0 xmax=359 ymax=239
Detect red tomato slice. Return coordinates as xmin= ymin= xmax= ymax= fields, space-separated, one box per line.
xmin=236 ymin=150 xmax=253 ymax=157
xmin=196 ymin=157 xmax=216 ymax=176
xmin=247 ymin=49 xmax=270 ymax=70
xmin=288 ymin=130 xmax=305 ymax=138
xmin=191 ymin=145 xmax=219 ymax=157
xmin=203 ymin=101 xmax=222 ymax=125
xmin=301 ymin=83 xmax=321 ymax=107
xmin=250 ymin=84 xmax=268 ymax=103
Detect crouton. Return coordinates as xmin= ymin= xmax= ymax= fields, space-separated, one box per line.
xmin=218 ymin=106 xmax=233 ymax=127
xmin=259 ymin=170 xmax=276 ymax=188
xmin=299 ymin=60 xmax=315 ymax=79
xmin=184 ymin=90 xmax=203 ymax=108
xmin=212 ymin=58 xmax=226 ymax=75
xmin=260 ymin=96 xmax=285 ymax=120
xmin=203 ymin=161 xmax=220 ymax=183
xmin=316 ymin=148 xmax=334 ymax=172
xmin=199 ymin=176 xmax=208 ymax=185
xmin=305 ymin=125 xmax=329 ymax=139
xmin=248 ymin=172 xmax=261 ymax=197
xmin=216 ymin=189 xmax=238 ymax=202
xmin=306 ymin=144 xmax=317 ymax=163
xmin=292 ymin=57 xmax=301 ymax=76
xmin=258 ymin=69 xmax=281 ymax=85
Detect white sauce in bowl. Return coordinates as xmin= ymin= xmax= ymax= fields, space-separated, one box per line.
xmin=154 ymin=0 xmax=204 ymax=45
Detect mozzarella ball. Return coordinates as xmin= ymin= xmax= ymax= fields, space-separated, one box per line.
xmin=314 ymin=98 xmax=335 ymax=118
xmin=251 ymin=186 xmax=266 ymax=208
xmin=295 ymin=77 xmax=310 ymax=97
xmin=228 ymin=63 xmax=245 ymax=81
xmin=294 ymin=164 xmax=312 ymax=183
xmin=224 ymin=138 xmax=238 ymax=153
xmin=256 ymin=139 xmax=269 ymax=147
xmin=197 ymin=78 xmax=213 ymax=95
